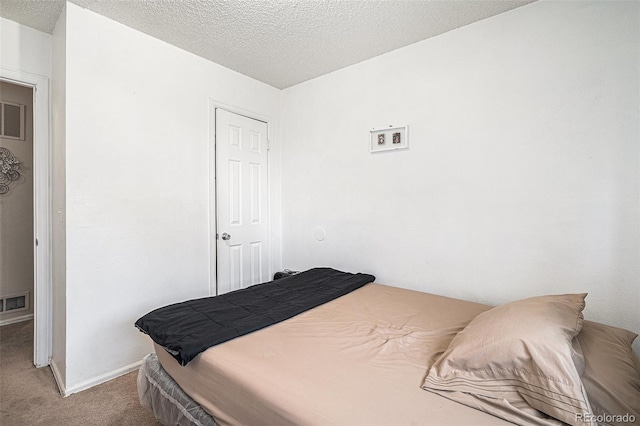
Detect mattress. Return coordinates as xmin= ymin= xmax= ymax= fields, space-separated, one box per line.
xmin=154 ymin=283 xmax=512 ymax=425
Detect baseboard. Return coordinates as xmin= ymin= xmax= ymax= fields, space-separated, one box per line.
xmin=49 ymin=358 xmax=66 ymax=396
xmin=62 ymin=360 xmax=143 ymax=397
xmin=0 ymin=313 xmax=34 ymax=326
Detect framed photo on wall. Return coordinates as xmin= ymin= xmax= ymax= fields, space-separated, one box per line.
xmin=369 ymin=125 xmax=408 ymax=153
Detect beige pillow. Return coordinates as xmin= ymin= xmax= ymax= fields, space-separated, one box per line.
xmin=577 ymin=320 xmax=640 ymax=425
xmin=422 ymin=293 xmax=594 ymax=426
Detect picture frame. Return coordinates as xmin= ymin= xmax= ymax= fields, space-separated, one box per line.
xmin=369 ymin=125 xmax=408 ymax=153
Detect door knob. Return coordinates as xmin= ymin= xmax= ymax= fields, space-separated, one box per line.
xmin=221 ymin=233 xmax=231 ymax=241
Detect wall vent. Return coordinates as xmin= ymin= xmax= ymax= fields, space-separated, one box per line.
xmin=0 ymin=292 xmax=30 ymax=314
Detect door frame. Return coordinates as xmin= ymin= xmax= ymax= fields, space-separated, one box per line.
xmin=208 ymin=99 xmax=274 ymax=296
xmin=0 ymin=69 xmax=52 ymax=368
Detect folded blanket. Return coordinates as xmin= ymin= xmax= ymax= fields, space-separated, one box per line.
xmin=135 ymin=267 xmax=375 ymax=365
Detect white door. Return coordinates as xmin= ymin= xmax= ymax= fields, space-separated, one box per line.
xmin=215 ymin=109 xmax=270 ymax=295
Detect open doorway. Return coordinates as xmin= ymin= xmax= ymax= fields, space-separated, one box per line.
xmin=0 ymin=81 xmax=35 ymax=336
xmin=0 ymin=72 xmax=51 ymax=369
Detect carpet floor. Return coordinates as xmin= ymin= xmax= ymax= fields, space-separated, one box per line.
xmin=0 ymin=320 xmax=161 ymax=425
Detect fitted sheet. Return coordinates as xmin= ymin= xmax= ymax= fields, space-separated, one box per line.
xmin=155 ymin=283 xmax=512 ymax=425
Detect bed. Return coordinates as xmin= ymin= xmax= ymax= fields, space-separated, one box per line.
xmin=136 ymin=268 xmax=640 ymax=426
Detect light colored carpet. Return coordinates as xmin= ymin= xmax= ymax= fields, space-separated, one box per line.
xmin=0 ymin=320 xmax=162 ymax=425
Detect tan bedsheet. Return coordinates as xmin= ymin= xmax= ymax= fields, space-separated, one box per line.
xmin=155 ymin=283 xmax=512 ymax=425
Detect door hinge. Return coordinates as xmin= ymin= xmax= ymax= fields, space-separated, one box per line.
xmin=267 ymin=140 xmax=271 ymax=151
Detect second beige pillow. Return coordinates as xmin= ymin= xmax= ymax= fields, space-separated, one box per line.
xmin=422 ymin=293 xmax=593 ymax=426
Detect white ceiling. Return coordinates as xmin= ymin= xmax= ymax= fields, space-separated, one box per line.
xmin=0 ymin=0 xmax=535 ymax=89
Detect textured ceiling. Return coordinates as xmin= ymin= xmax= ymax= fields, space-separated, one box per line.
xmin=0 ymin=0 xmax=535 ymax=89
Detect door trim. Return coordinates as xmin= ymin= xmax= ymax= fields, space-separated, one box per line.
xmin=0 ymin=69 xmax=52 ymax=368
xmin=207 ymin=99 xmax=274 ymax=296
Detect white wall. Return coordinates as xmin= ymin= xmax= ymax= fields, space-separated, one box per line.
xmin=59 ymin=2 xmax=281 ymax=392
xmin=0 ymin=17 xmax=52 ymax=78
xmin=281 ymin=1 xmax=640 ymax=351
xmin=51 ymin=5 xmax=67 ymax=386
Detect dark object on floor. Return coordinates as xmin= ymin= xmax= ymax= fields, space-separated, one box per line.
xmin=273 ymin=269 xmax=298 ymax=280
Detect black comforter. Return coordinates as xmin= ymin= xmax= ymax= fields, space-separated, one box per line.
xmin=135 ymin=267 xmax=375 ymax=365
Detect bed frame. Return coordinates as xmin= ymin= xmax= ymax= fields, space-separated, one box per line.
xmin=137 ymin=353 xmax=218 ymax=426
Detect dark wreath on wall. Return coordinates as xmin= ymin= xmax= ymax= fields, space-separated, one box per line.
xmin=0 ymin=147 xmax=21 ymax=195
